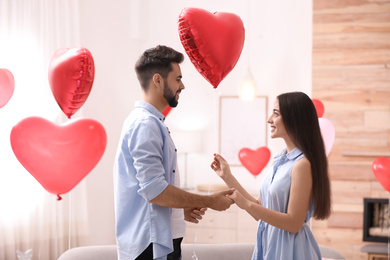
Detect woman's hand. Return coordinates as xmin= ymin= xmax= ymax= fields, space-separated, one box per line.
xmin=210 ymin=153 xmax=232 ymax=180
xmin=228 ymin=188 xmax=249 ymax=210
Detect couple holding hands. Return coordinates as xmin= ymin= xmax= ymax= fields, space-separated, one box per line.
xmin=113 ymin=45 xmax=331 ymax=260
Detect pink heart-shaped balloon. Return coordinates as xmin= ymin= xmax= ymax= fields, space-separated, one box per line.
xmin=178 ymin=7 xmax=245 ymax=88
xmin=238 ymin=147 xmax=271 ymax=177
xmin=48 ymin=47 xmax=95 ymax=119
xmin=372 ymin=157 xmax=390 ymax=192
xmin=318 ymin=118 xmax=335 ymax=156
xmin=10 ymin=117 xmax=106 ymax=197
xmin=0 ymin=68 xmax=15 ymax=108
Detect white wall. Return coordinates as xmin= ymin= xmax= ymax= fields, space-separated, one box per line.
xmin=78 ymin=0 xmax=312 ymax=245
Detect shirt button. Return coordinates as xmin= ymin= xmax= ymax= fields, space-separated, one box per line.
xmin=173 ymin=170 xmax=175 ymax=173
xmin=175 ymin=149 xmax=177 ymax=152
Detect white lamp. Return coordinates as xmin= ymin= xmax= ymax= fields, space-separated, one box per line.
xmin=172 ymin=131 xmax=202 ymax=189
xmin=238 ymin=69 xmax=257 ymax=101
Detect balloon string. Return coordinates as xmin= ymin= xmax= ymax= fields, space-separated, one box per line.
xmin=191 ymin=229 xmax=198 ymax=260
xmin=191 ymin=186 xmax=212 ymax=260
xmin=213 ymin=87 xmax=221 ymax=155
xmin=214 ymin=89 xmax=221 ymax=99
xmin=191 ymin=86 xmax=220 ymax=260
xmin=55 ymin=196 xmax=59 ymax=260
xmin=69 ymin=191 xmax=72 ymax=250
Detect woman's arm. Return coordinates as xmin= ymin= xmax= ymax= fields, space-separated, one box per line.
xmin=230 ymin=157 xmax=312 ymax=234
xmin=211 ymin=153 xmax=260 ymax=205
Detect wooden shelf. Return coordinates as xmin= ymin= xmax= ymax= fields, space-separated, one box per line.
xmin=197 ymin=184 xmax=229 ymax=192
xmin=340 ymin=151 xmax=390 ymax=157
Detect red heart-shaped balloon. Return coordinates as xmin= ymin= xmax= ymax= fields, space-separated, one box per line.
xmin=312 ymin=99 xmax=324 ymax=118
xmin=238 ymin=147 xmax=271 ymax=177
xmin=372 ymin=157 xmax=390 ymax=192
xmin=178 ymin=7 xmax=245 ymax=88
xmin=48 ymin=47 xmax=95 ymax=119
xmin=10 ymin=117 xmax=106 ymax=197
xmin=162 ymin=106 xmax=172 ymax=117
xmin=0 ymin=68 xmax=15 ymax=108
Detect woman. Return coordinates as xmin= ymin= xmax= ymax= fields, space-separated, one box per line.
xmin=211 ymin=92 xmax=331 ymax=260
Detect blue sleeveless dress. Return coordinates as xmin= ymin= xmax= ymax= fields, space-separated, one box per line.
xmin=252 ymin=148 xmax=321 ymax=260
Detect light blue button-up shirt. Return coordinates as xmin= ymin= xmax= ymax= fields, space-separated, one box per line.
xmin=113 ymin=101 xmax=177 ymax=260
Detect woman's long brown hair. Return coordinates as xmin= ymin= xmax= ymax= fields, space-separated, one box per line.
xmin=278 ymin=92 xmax=331 ymax=220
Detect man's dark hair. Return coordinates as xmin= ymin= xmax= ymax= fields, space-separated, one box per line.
xmin=135 ymin=45 xmax=184 ymax=91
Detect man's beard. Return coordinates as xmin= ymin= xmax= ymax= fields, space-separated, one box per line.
xmin=163 ymin=79 xmax=179 ymax=107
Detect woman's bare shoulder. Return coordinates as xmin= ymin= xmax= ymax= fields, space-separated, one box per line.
xmin=292 ymin=157 xmax=311 ymax=178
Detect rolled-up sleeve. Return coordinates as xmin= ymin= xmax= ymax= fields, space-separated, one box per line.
xmin=129 ymin=118 xmax=168 ymax=201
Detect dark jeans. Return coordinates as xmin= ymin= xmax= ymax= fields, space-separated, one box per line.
xmin=136 ymin=237 xmax=183 ymax=260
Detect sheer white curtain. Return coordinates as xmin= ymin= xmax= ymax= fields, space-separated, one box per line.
xmin=0 ymin=1 xmax=89 ymax=259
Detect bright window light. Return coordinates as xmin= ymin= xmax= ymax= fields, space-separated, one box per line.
xmin=0 ymin=32 xmax=58 ymax=223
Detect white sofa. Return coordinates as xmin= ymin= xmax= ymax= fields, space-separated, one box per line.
xmin=58 ymin=243 xmax=345 ymax=260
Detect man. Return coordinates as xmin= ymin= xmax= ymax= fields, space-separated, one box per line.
xmin=113 ymin=45 xmax=234 ymax=260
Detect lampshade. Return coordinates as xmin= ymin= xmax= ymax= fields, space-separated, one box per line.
xmin=172 ymin=131 xmax=202 ymax=154
xmin=238 ymin=69 xmax=257 ymax=101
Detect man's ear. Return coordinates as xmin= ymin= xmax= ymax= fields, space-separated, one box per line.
xmin=152 ymin=73 xmax=163 ymax=87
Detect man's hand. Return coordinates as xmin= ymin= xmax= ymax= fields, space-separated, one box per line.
xmin=184 ymin=208 xmax=207 ymax=223
xmin=208 ymin=189 xmax=235 ymax=211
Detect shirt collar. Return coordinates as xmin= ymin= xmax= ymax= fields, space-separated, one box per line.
xmin=134 ymin=101 xmax=165 ymax=121
xmin=286 ymin=147 xmax=303 ymax=160
xmin=273 ymin=147 xmax=303 ymax=161
xmin=273 ymin=149 xmax=286 ymax=160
